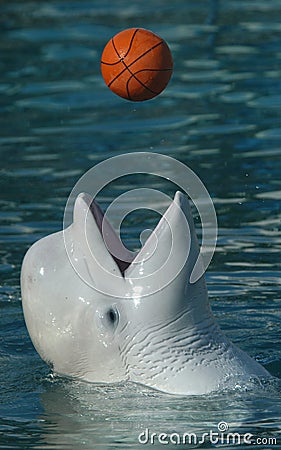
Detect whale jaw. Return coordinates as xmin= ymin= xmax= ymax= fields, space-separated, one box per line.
xmin=125 ymin=319 xmax=270 ymax=395
xmin=21 ymin=191 xmax=271 ymax=395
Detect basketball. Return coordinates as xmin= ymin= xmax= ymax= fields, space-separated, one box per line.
xmin=100 ymin=28 xmax=173 ymax=101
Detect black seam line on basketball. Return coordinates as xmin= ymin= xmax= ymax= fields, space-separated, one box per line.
xmin=101 ymin=60 xmax=122 ymax=66
xmin=127 ymin=67 xmax=173 ymax=95
xmin=126 ymin=72 xmax=158 ymax=97
xmin=126 ymin=67 xmax=173 ymax=97
xmin=123 ymin=28 xmax=140 ymax=59
xmin=122 ymin=59 xmax=160 ymax=95
xmin=123 ymin=46 xmax=171 ymax=97
xmin=126 ymin=41 xmax=165 ymax=70
xmin=110 ymin=28 xmax=139 ymax=64
xmin=107 ymin=66 xmax=128 ymax=88
xmin=106 ymin=35 xmax=135 ymax=87
xmin=133 ymin=68 xmax=173 ymax=73
xmin=126 ymin=84 xmax=132 ymax=101
xmin=100 ymin=37 xmax=124 ymax=68
xmin=107 ymin=40 xmax=166 ymax=89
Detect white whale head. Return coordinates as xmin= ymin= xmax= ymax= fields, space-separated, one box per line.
xmin=21 ymin=191 xmax=270 ymax=395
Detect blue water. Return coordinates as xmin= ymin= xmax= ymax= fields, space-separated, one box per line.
xmin=1 ymin=0 xmax=281 ymax=448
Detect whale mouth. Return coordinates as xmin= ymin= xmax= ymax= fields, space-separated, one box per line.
xmin=89 ymin=198 xmax=132 ymax=276
xmin=70 ymin=190 xmax=193 ymax=290
xmin=82 ymin=191 xmax=186 ymax=279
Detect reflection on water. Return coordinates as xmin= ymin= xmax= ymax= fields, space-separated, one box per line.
xmin=1 ymin=0 xmax=281 ymax=448
xmin=36 ymin=377 xmax=281 ymax=449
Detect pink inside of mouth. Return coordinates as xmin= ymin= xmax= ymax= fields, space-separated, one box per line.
xmin=89 ymin=198 xmax=131 ymax=276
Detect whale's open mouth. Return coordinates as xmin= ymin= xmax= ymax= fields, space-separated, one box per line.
xmin=89 ymin=198 xmax=132 ymax=276
xmin=68 ymin=190 xmax=195 ymax=293
xmin=84 ymin=191 xmax=186 ymax=278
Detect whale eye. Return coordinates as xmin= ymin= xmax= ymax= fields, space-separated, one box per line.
xmin=96 ymin=306 xmax=120 ymax=332
xmin=106 ymin=307 xmax=119 ymax=328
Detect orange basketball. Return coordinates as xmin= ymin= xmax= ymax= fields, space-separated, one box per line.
xmin=100 ymin=28 xmax=173 ymax=101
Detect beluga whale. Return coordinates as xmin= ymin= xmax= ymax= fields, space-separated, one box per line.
xmin=21 ymin=191 xmax=270 ymax=395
